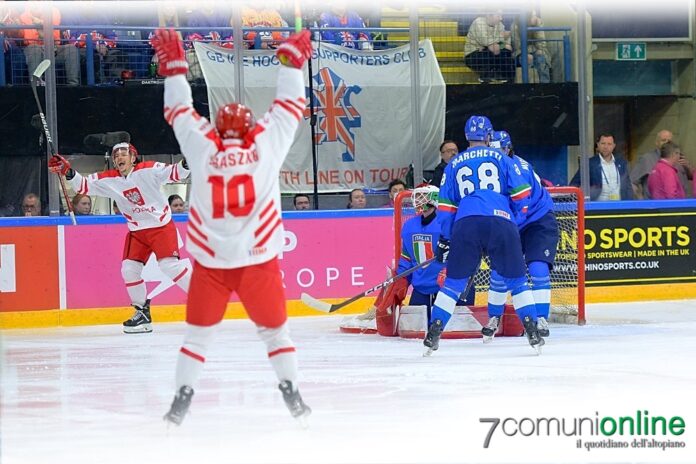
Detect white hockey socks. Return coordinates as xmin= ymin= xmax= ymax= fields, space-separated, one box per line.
xmin=175 ymin=323 xmax=218 ymax=389
xmin=159 ymin=257 xmax=191 ymax=293
xmin=257 ymin=322 xmax=298 ymax=387
xmin=121 ymin=259 xmax=146 ymax=307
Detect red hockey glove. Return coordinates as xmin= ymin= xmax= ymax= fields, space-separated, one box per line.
xmin=48 ymin=154 xmax=71 ymax=176
xmin=277 ymin=30 xmax=312 ymax=68
xmin=151 ymin=28 xmax=188 ymax=77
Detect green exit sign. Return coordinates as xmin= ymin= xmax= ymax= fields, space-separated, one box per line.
xmin=616 ymin=42 xmax=647 ymax=61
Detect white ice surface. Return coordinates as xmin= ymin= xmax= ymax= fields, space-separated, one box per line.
xmin=2 ymin=300 xmax=696 ymax=464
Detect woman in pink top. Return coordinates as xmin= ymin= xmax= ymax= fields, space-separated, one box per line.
xmin=647 ymin=142 xmax=685 ymax=199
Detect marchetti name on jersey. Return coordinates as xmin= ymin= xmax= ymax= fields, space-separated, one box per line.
xmin=413 ymin=234 xmax=432 ymax=242
xmin=493 ymin=209 xmax=511 ymax=220
xmin=209 ymin=150 xmax=259 ymax=169
xmin=451 ymin=149 xmax=502 ymax=167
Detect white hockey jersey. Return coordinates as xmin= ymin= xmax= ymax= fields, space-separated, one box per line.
xmin=163 ymin=67 xmax=305 ymax=269
xmin=69 ymin=161 xmax=190 ymax=231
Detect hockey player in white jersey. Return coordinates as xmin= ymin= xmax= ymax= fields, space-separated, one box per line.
xmin=49 ymin=143 xmax=191 ymax=334
xmin=150 ymin=28 xmax=313 ymax=426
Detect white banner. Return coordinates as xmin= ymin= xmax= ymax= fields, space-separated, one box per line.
xmin=195 ymin=40 xmax=445 ymax=193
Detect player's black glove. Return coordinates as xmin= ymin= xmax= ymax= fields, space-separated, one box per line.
xmin=435 ymin=237 xmax=450 ymax=263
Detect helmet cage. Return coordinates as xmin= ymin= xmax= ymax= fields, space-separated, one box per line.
xmin=412 ymin=185 xmax=439 ymax=214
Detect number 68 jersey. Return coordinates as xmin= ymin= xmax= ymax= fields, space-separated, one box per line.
xmin=163 ymin=68 xmax=306 ymax=269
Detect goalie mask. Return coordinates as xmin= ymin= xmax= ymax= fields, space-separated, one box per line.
xmin=215 ymin=103 xmax=255 ymax=139
xmin=412 ymin=185 xmax=439 ymax=214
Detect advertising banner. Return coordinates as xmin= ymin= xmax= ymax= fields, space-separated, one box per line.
xmin=0 ymin=226 xmax=59 ymax=312
xmin=584 ymin=209 xmax=695 ymax=285
xmin=195 ymin=40 xmax=445 ymax=192
xmin=63 ymin=214 xmax=394 ymax=309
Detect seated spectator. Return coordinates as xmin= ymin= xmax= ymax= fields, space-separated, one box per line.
xmin=20 ymin=1 xmax=79 ymax=85
xmin=20 ymin=193 xmax=42 ymax=216
xmin=72 ymin=193 xmax=92 ymax=215
xmin=511 ymin=9 xmax=551 ymax=83
xmin=168 ymin=194 xmax=186 ymax=213
xmin=570 ymin=133 xmax=633 ymax=201
xmin=383 ymin=178 xmax=406 ymax=207
xmin=347 ymin=188 xmax=367 ymax=209
xmin=112 ymin=199 xmax=120 ymax=215
xmin=293 ymin=194 xmax=311 ymax=210
xmin=241 ymin=5 xmax=288 ymax=49
xmin=318 ymin=4 xmax=372 ymax=50
xmin=431 ymin=140 xmax=458 ymax=187
xmin=182 ymin=4 xmax=233 ymax=81
xmin=464 ymin=10 xmax=514 ymax=83
xmin=647 ymin=142 xmax=686 ymax=200
xmin=631 ymin=130 xmax=692 ymax=198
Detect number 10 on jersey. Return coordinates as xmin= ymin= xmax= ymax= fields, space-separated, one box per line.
xmin=209 ymin=174 xmax=256 ymax=218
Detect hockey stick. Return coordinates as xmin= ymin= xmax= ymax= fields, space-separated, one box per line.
xmin=30 ymin=59 xmax=77 ymax=225
xmin=301 ymin=257 xmax=437 ymax=313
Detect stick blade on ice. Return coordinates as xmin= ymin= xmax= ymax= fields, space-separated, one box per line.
xmin=33 ymin=59 xmax=51 ymax=78
xmin=300 ymin=293 xmax=332 ymax=313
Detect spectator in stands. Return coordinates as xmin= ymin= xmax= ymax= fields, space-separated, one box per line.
xmin=630 ymin=129 xmax=693 ymax=199
xmin=182 ymin=3 xmax=233 ymax=81
xmin=570 ymin=133 xmax=633 ymax=201
xmin=112 ymin=199 xmax=120 ymax=215
xmin=241 ymin=4 xmax=289 ymax=49
xmin=293 ymin=194 xmax=311 ymax=210
xmin=383 ymin=178 xmax=406 ymax=207
xmin=168 ymin=194 xmax=186 ymax=213
xmin=64 ymin=1 xmax=125 ymax=83
xmin=20 ymin=193 xmax=42 ymax=216
xmin=431 ymin=140 xmax=458 ymax=187
xmin=511 ymin=9 xmax=551 ymax=83
xmin=19 ymin=2 xmax=79 ymax=85
xmin=464 ymin=10 xmax=514 ymax=83
xmin=318 ymin=4 xmax=372 ymax=50
xmin=347 ymin=188 xmax=367 ymax=209
xmin=647 ymin=142 xmax=686 ymax=200
xmin=72 ymin=193 xmax=92 ymax=215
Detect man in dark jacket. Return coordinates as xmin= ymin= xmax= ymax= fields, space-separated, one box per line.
xmin=430 ymin=140 xmax=458 ymax=187
xmin=570 ymin=133 xmax=633 ymax=201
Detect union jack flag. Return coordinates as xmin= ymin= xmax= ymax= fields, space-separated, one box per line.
xmin=304 ymin=67 xmax=362 ymax=162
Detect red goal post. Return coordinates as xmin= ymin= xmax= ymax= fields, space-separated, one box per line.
xmin=393 ymin=186 xmax=585 ymax=324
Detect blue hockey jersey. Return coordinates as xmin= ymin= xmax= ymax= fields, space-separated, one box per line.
xmin=397 ymin=213 xmax=444 ymax=295
xmin=511 ymin=155 xmax=554 ymax=229
xmin=437 ymin=146 xmax=532 ymax=239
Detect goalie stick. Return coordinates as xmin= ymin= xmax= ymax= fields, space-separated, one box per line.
xmin=30 ymin=59 xmax=77 ymax=225
xmin=301 ymin=257 xmax=436 ymax=313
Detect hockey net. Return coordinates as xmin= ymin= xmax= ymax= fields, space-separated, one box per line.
xmin=392 ymin=186 xmax=585 ymax=324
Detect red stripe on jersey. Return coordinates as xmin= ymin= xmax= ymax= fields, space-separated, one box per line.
xmin=187 ymin=220 xmax=208 ymax=241
xmin=255 ymin=218 xmax=282 ymax=249
xmin=242 ymin=124 xmax=266 ymax=148
xmin=158 ymin=205 xmax=169 ymax=222
xmin=133 ymin=161 xmax=157 ymax=172
xmin=169 ymin=164 xmax=179 ymax=182
xmin=122 ymin=212 xmax=133 ymax=220
xmin=125 ymin=279 xmax=144 ymax=287
xmin=438 ymin=204 xmax=457 ymax=213
xmin=259 ymin=201 xmax=274 ymax=220
xmin=180 ymin=347 xmax=205 ymax=363
xmin=96 ymin=169 xmax=120 ymax=180
xmin=172 ymin=267 xmax=188 ymax=283
xmin=167 ymin=105 xmax=191 ymax=126
xmin=254 ymin=208 xmax=278 ymax=238
xmin=188 ymin=232 xmax=215 ymax=258
xmin=189 ymin=207 xmax=203 ymax=226
xmin=273 ymin=99 xmax=302 ymax=121
xmin=268 ymin=346 xmax=295 ymax=358
xmin=80 ymin=178 xmax=88 ymax=194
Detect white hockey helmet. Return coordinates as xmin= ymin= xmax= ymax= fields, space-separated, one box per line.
xmin=412 ymin=184 xmax=439 ymax=214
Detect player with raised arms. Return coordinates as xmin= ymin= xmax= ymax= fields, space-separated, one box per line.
xmin=150 ymin=28 xmax=313 ymax=426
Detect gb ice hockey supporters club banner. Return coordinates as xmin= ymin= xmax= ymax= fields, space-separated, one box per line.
xmin=194 ymin=40 xmax=445 ymax=192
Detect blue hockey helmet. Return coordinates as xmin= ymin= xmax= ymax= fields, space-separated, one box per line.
xmin=490 ymin=130 xmax=512 ymax=151
xmin=465 ymin=115 xmax=493 ymax=142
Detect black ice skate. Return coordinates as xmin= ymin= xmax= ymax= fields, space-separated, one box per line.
xmin=163 ymin=385 xmax=194 ymax=426
xmin=481 ymin=316 xmax=501 ymax=343
xmin=123 ymin=298 xmax=152 ymax=334
xmin=278 ymin=380 xmax=311 ymax=427
xmin=537 ymin=317 xmax=550 ymax=337
xmin=522 ymin=316 xmax=545 ymax=355
xmin=423 ymin=319 xmax=444 ymax=356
